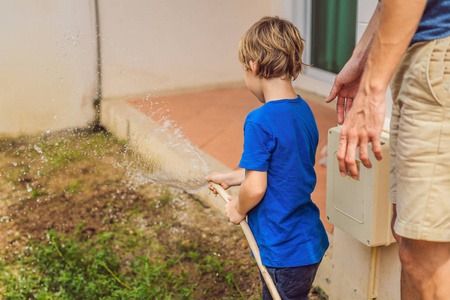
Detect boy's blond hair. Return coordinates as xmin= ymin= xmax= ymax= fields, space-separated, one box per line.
xmin=238 ymin=16 xmax=306 ymax=80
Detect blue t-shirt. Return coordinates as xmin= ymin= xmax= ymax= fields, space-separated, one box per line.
xmin=411 ymin=0 xmax=450 ymax=44
xmin=239 ymin=95 xmax=329 ymax=268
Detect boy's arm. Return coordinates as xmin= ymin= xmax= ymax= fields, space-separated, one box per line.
xmin=205 ymin=168 xmax=246 ymax=190
xmin=225 ymin=169 xmax=267 ymax=225
xmin=237 ymin=170 xmax=267 ymax=214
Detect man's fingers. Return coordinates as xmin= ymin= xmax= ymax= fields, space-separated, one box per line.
xmin=345 ymin=134 xmax=360 ymax=179
xmin=336 ymin=96 xmax=346 ymax=124
xmin=326 ymin=79 xmax=345 ymax=103
xmin=371 ymin=136 xmax=383 ymax=161
xmin=337 ymin=133 xmax=349 ymax=177
xmin=358 ymin=136 xmax=372 ymax=169
xmin=326 ymin=84 xmax=340 ymax=103
xmin=338 ymin=126 xmax=361 ymax=179
xmin=344 ymin=98 xmax=353 ymax=117
xmin=338 ymin=130 xmax=385 ymax=180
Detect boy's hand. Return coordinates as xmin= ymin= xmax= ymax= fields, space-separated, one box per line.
xmin=224 ymin=195 xmax=246 ymax=225
xmin=205 ymin=172 xmax=230 ymax=194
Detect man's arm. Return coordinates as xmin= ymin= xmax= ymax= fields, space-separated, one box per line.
xmin=350 ymin=2 xmax=382 ymax=71
xmin=365 ymin=0 xmax=427 ymax=93
xmin=224 ymin=170 xmax=267 ymax=224
xmin=338 ymin=0 xmax=427 ymax=179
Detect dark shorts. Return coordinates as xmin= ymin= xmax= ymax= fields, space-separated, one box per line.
xmin=261 ymin=261 xmax=321 ymax=300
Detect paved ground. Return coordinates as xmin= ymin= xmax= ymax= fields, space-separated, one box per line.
xmin=128 ymin=86 xmax=337 ymax=233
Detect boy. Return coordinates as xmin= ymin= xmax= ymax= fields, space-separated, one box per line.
xmin=206 ymin=16 xmax=329 ymax=300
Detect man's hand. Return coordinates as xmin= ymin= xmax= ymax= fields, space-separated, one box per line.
xmin=337 ymin=86 xmax=386 ymax=179
xmin=224 ymin=195 xmax=246 ymax=225
xmin=331 ymin=0 xmax=425 ymax=179
xmin=326 ymin=58 xmax=364 ymax=124
xmin=326 ymin=2 xmax=381 ymax=125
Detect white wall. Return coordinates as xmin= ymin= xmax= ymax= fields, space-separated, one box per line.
xmin=0 ymin=0 xmax=98 ymax=136
xmin=99 ymin=0 xmax=275 ymax=99
xmin=0 ymin=0 xmax=283 ymax=135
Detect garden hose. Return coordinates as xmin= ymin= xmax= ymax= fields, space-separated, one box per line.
xmin=209 ymin=182 xmax=281 ymax=300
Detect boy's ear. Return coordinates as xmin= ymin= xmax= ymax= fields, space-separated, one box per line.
xmin=249 ymin=60 xmax=259 ymax=76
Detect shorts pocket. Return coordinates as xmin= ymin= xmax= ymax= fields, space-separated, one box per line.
xmin=427 ymin=37 xmax=450 ymax=106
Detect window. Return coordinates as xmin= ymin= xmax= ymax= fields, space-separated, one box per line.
xmin=310 ymin=0 xmax=357 ymax=74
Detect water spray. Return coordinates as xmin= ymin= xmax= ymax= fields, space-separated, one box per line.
xmin=118 ymin=99 xmax=280 ymax=298
xmin=128 ymin=141 xmax=280 ymax=298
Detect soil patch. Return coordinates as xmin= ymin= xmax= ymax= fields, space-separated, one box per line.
xmin=0 ymin=130 xmax=326 ymax=299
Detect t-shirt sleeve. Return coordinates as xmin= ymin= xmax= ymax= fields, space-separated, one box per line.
xmin=239 ymin=121 xmax=273 ymax=171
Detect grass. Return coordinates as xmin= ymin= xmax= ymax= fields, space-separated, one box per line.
xmin=0 ymin=130 xmax=327 ymax=300
xmin=0 ymin=130 xmax=257 ymax=299
xmin=0 ymin=223 xmax=246 ymax=299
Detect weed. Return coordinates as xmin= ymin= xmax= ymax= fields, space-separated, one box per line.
xmin=0 ymin=229 xmax=195 ymax=299
xmin=157 ymin=188 xmax=172 ymax=208
xmin=31 ymin=189 xmax=45 ymax=198
xmin=63 ymin=180 xmax=82 ymax=194
xmin=310 ymin=285 xmax=329 ymax=300
xmin=0 ymin=223 xmax=249 ymax=299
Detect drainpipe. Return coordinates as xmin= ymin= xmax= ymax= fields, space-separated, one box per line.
xmin=92 ymin=0 xmax=103 ymax=131
xmin=368 ymin=246 xmax=379 ymax=300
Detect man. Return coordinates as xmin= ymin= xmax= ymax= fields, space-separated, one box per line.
xmin=326 ymin=0 xmax=450 ymax=299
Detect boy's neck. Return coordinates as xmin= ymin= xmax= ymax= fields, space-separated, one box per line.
xmin=261 ymin=77 xmax=298 ymax=103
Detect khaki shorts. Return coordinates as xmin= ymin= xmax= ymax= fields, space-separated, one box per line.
xmin=389 ymin=36 xmax=450 ymax=242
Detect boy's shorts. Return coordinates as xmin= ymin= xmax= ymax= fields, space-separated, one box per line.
xmin=389 ymin=35 xmax=450 ymax=242
xmin=261 ymin=261 xmax=320 ymax=300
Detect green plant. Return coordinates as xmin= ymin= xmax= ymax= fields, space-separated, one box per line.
xmin=0 ymin=229 xmax=196 ymax=299
xmin=31 ymin=189 xmax=45 ymax=198
xmin=157 ymin=188 xmax=172 ymax=208
xmin=63 ymin=180 xmax=82 ymax=194
xmin=0 ymin=224 xmax=249 ymax=299
xmin=310 ymin=285 xmax=329 ymax=300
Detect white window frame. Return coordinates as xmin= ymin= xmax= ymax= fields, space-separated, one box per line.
xmin=283 ymin=0 xmax=352 ymax=84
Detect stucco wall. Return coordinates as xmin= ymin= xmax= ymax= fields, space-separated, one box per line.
xmin=99 ymin=0 xmax=275 ymax=99
xmin=1 ymin=0 xmax=282 ymax=135
xmin=0 ymin=0 xmax=98 ymax=136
